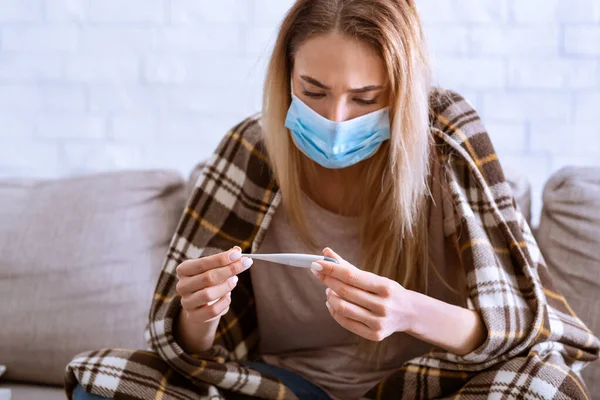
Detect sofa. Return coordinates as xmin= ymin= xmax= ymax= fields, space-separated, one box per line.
xmin=0 ymin=162 xmax=598 ymax=400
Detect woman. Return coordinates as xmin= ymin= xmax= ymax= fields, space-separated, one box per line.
xmin=67 ymin=0 xmax=599 ymax=399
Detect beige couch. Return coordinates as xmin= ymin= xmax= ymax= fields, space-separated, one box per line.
xmin=0 ymin=164 xmax=598 ymax=399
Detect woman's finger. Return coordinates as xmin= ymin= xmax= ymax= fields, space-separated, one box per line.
xmin=325 ymin=301 xmax=379 ymax=341
xmin=322 ymin=277 xmax=382 ymax=313
xmin=177 ymin=247 xmax=242 ymax=277
xmin=313 ymin=249 xmax=382 ymax=294
xmin=177 ymin=258 xmax=252 ymax=295
xmin=181 ymin=275 xmax=238 ymax=310
xmin=186 ymin=292 xmax=232 ymax=324
xmin=326 ymin=289 xmax=378 ymax=328
xmin=323 ymin=247 xmax=348 ymax=265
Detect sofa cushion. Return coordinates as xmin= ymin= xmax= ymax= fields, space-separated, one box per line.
xmin=0 ymin=383 xmax=65 ymax=400
xmin=0 ymin=170 xmax=186 ymax=386
xmin=537 ymin=166 xmax=600 ymax=396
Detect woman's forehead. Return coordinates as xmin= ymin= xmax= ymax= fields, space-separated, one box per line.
xmin=293 ymin=33 xmax=387 ymax=89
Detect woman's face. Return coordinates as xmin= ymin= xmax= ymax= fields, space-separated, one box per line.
xmin=292 ymin=32 xmax=389 ymax=122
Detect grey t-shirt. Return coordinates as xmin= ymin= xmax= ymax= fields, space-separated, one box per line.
xmin=250 ymin=157 xmax=466 ymax=400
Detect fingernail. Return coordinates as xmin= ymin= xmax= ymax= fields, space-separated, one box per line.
xmin=311 ymin=269 xmax=319 ymax=276
xmin=232 ymin=276 xmax=239 ymax=284
xmin=325 ymin=288 xmax=331 ymax=297
xmin=325 ymin=301 xmax=331 ymax=310
xmin=311 ymin=262 xmax=323 ymax=271
xmin=229 ymin=250 xmax=242 ymax=261
xmin=233 ymin=246 xmax=242 ymax=252
xmin=242 ymin=257 xmax=253 ymax=268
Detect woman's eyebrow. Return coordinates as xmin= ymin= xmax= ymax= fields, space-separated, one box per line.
xmin=300 ymin=75 xmax=330 ymax=89
xmin=348 ymin=85 xmax=384 ymax=94
xmin=299 ymin=75 xmax=384 ymax=93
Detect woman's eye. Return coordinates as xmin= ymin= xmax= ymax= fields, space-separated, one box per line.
xmin=354 ymin=98 xmax=378 ymax=105
xmin=302 ymin=91 xmax=326 ymax=98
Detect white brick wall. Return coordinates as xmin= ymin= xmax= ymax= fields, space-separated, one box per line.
xmin=0 ymin=0 xmax=599 ymax=224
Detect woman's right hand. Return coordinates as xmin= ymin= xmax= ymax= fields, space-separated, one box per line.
xmin=175 ymin=246 xmax=253 ymax=324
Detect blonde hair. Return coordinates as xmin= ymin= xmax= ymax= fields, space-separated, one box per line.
xmin=262 ymin=0 xmax=433 ymax=363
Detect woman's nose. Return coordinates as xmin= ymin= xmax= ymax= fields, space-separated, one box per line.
xmin=325 ymin=100 xmax=350 ymax=122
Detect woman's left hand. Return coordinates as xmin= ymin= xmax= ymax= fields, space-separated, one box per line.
xmin=311 ymin=247 xmax=415 ymax=342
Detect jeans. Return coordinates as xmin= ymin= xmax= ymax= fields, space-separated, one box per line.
xmin=239 ymin=361 xmax=330 ymax=400
xmin=73 ymin=361 xmax=330 ymax=400
xmin=73 ymin=384 xmax=111 ymax=400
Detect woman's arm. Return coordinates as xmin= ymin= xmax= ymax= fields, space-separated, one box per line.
xmin=404 ymin=290 xmax=487 ymax=356
xmin=174 ymin=309 xmax=221 ymax=354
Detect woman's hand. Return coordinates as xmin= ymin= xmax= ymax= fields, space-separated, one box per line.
xmin=174 ymin=246 xmax=254 ymax=354
xmin=175 ymin=246 xmax=253 ymax=324
xmin=311 ymin=247 xmax=415 ymax=342
xmin=312 ymin=247 xmax=487 ymax=355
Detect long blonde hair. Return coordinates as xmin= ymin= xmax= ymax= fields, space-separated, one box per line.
xmin=262 ymin=0 xmax=433 ymax=362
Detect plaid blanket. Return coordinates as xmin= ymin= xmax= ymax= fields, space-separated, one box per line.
xmin=65 ymin=89 xmax=599 ymax=400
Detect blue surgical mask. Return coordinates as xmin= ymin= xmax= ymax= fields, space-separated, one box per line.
xmin=284 ymin=92 xmax=391 ymax=169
